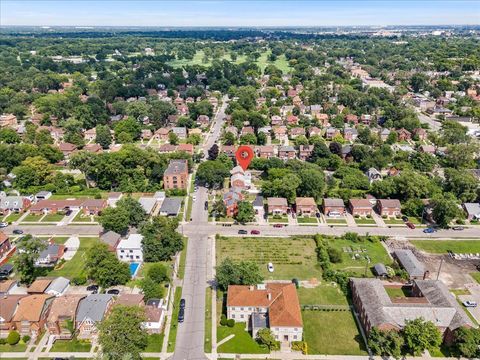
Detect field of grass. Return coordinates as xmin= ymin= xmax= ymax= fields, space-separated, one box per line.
xmin=297 ymin=217 xmax=318 ymax=224
xmin=297 ymin=284 xmax=348 ymax=305
xmin=167 ymin=287 xmax=183 ymax=352
xmin=0 ymin=342 xmax=28 ymax=352
xmin=216 ymin=236 xmax=322 ymax=280
xmin=204 ymin=287 xmax=213 ymax=353
xmin=178 ymin=238 xmax=188 ymax=279
xmin=326 ymin=218 xmax=347 ymax=224
xmin=354 ymin=218 xmax=376 ymax=225
xmin=302 ymin=310 xmax=367 ymax=355
xmin=22 ymin=213 xmax=42 ymax=222
xmin=3 ymin=212 xmax=23 ymax=222
xmin=411 ymin=240 xmax=480 ymax=254
xmin=145 ymin=333 xmax=164 ymax=352
xmin=48 ymin=237 xmax=99 ymax=279
xmin=384 ymin=286 xmax=411 ymax=299
xmin=217 ymin=322 xmax=269 ymax=354
xmin=268 ymin=216 xmax=289 ymax=223
xmin=72 ymin=212 xmax=94 ymax=222
xmin=50 ymin=339 xmax=91 ymax=352
xmin=384 ymin=218 xmax=406 ymax=225
xmin=41 ymin=213 xmax=65 ymax=222
xmin=471 ymin=272 xmax=480 ymax=284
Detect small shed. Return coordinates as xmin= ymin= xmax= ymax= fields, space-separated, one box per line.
xmin=373 ymin=263 xmax=388 ymax=277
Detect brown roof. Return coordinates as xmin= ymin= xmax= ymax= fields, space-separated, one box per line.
xmin=0 ymin=232 xmax=8 ymax=245
xmin=177 ymin=143 xmax=194 ymax=153
xmin=0 ymin=295 xmax=27 ymax=322
xmin=12 ymin=294 xmax=53 ymax=322
xmin=27 ymin=279 xmax=52 ymax=293
xmin=145 ymin=305 xmax=163 ymax=322
xmin=83 ymin=144 xmax=103 ymax=153
xmin=82 ymin=199 xmax=106 ymax=208
xmin=227 ymin=283 xmax=302 ymax=328
xmin=267 ymin=197 xmax=288 ymax=207
xmin=0 ymin=280 xmax=17 ymax=293
xmin=378 ymin=199 xmax=401 ymax=209
xmin=296 ymin=197 xmax=316 ymax=207
xmin=115 ymin=294 xmax=145 ymax=307
xmin=29 ymin=199 xmax=84 ymax=212
xmin=58 ymin=143 xmax=77 ymax=152
xmin=349 ymin=199 xmax=372 ymax=209
xmin=47 ymin=295 xmax=85 ymax=323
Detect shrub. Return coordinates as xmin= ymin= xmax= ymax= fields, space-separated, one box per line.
xmin=292 ymin=278 xmax=299 ymax=288
xmin=227 ymin=319 xmax=235 ymax=327
xmin=7 ymin=330 xmax=20 ymax=345
xmin=22 ymin=335 xmax=31 ymax=343
xmin=327 ymin=247 xmax=343 ymax=263
xmin=72 ymin=274 xmax=87 ymax=285
xmin=366 ymin=214 xmax=371 ymax=218
xmin=0 ymin=338 xmax=6 ymax=345
xmin=291 ymin=340 xmax=308 ymax=354
xmin=220 ymin=314 xmax=227 ymax=326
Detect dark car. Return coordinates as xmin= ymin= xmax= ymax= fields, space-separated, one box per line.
xmin=204 ymin=201 xmax=208 ymax=210
xmin=406 ymin=222 xmax=416 ymax=229
xmin=65 ymin=210 xmax=73 ymax=216
xmin=13 ymin=229 xmax=23 ymax=235
xmin=178 ymin=308 xmax=185 ymax=323
xmin=401 ymin=215 xmax=409 ymax=222
xmin=315 ymin=212 xmax=321 ymax=218
xmin=238 ymin=229 xmax=248 ymax=235
xmin=423 ymin=227 xmax=435 ymax=234
xmin=180 ymin=298 xmax=186 ymax=309
xmin=452 ymin=226 xmax=464 ymax=231
xmin=273 ymin=224 xmax=283 ymax=228
xmin=107 ymin=289 xmax=120 ymax=295
xmin=87 ymin=284 xmax=99 ymax=292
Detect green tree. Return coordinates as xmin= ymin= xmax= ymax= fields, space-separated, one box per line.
xmin=440 ymin=120 xmax=469 ymax=144
xmin=196 ymin=160 xmax=230 ymax=188
xmin=98 ymin=305 xmax=148 ymax=360
xmin=240 ymin=133 xmax=257 ymax=145
xmin=256 ymin=328 xmax=279 ymax=350
xmin=403 ymin=318 xmax=442 ymax=356
xmin=297 ymin=168 xmax=326 ymax=200
xmin=444 ymin=168 xmax=479 ymax=203
xmin=235 ymin=201 xmax=255 ymax=224
xmin=454 ymin=327 xmax=480 ymax=358
xmin=85 ymin=242 xmax=130 ymax=288
xmin=95 ymin=125 xmax=113 ymax=149
xmin=146 ymin=263 xmax=169 ymax=283
xmin=215 ymin=257 xmax=263 ymax=291
xmin=140 ymin=277 xmax=165 ymax=301
xmin=0 ymin=128 xmax=21 ymax=144
xmin=168 ymin=132 xmax=179 ymax=145
xmin=140 ymin=216 xmax=183 ymax=262
xmin=99 ymin=207 xmax=130 ymax=235
xmin=116 ymin=197 xmax=147 ymax=227
xmin=223 ymin=131 xmax=236 ymax=145
xmin=6 ymin=330 xmax=20 ymax=345
xmin=410 ymin=152 xmax=437 ymax=172
xmin=368 ymin=328 xmax=404 ymax=360
xmin=431 ymin=194 xmax=463 ymax=228
xmin=114 ymin=118 xmax=141 ymax=141
xmin=211 ymin=199 xmax=227 ymax=218
xmin=13 ymin=235 xmax=47 ymax=285
xmin=13 ymin=156 xmax=53 ymax=190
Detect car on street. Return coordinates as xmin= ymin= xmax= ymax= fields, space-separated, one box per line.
xmin=267 ymin=262 xmax=274 ymax=272
xmin=406 ymin=222 xmax=415 ymax=229
xmin=178 ymin=308 xmax=185 ymax=323
xmin=107 ymin=289 xmax=120 ymax=295
xmin=423 ymin=227 xmax=436 ymax=233
xmin=13 ymin=229 xmax=23 ymax=234
xmin=238 ymin=229 xmax=248 ymax=234
xmin=180 ymin=298 xmax=186 ymax=309
xmin=273 ymin=224 xmax=283 ymax=228
xmin=452 ymin=226 xmax=464 ymax=231
xmin=463 ymin=300 xmax=478 ymax=308
xmin=0 ymin=222 xmax=8 ymax=228
xmin=250 ymin=230 xmax=260 ymax=235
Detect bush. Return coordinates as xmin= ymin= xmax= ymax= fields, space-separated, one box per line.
xmin=291 ymin=341 xmax=308 ymax=354
xmin=366 ymin=214 xmax=371 ymax=218
xmin=7 ymin=330 xmax=20 ymax=345
xmin=22 ymin=335 xmax=31 ymax=343
xmin=292 ymin=278 xmax=299 ymax=288
xmin=0 ymin=338 xmax=6 ymax=345
xmin=227 ymin=319 xmax=235 ymax=327
xmin=72 ymin=274 xmax=87 ymax=285
xmin=327 ymin=247 xmax=343 ymax=263
xmin=220 ymin=314 xmax=227 ymax=326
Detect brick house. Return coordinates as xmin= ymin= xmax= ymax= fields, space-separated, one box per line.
xmin=323 ymin=198 xmax=345 ymax=217
xmin=267 ymin=197 xmax=288 ymax=215
xmin=325 ymin=127 xmax=341 ymax=140
xmin=197 ymin=115 xmax=210 ymax=128
xmin=29 ymin=199 xmax=84 ymax=215
xmin=397 ymin=128 xmax=412 ymax=141
xmin=0 ymin=232 xmax=12 ymax=259
xmin=298 ymin=145 xmax=314 ymax=161
xmin=271 ymin=115 xmax=283 ymax=126
xmin=413 ymin=128 xmax=427 ymax=141
xmin=177 ymin=143 xmax=194 ymax=155
xmin=0 ymin=114 xmax=18 ymax=128
xmin=0 ymin=295 xmax=27 ymax=337
xmin=58 ymin=143 xmax=78 ymax=158
xmin=295 ymin=197 xmax=317 ymax=216
xmin=278 ymin=146 xmax=296 ymax=160
xmin=241 ymin=126 xmax=254 ymax=136
xmin=158 ymin=144 xmax=177 ymax=154
xmin=76 ymin=294 xmax=114 ymax=339
xmin=376 ymin=199 xmax=402 ymax=217
xmin=223 ymin=188 xmax=244 ymax=217
xmin=344 ymin=114 xmax=358 ymax=125
xmin=154 ymin=128 xmax=170 ymax=141
xmin=286 ymin=115 xmax=299 ymax=126
xmin=82 ymin=199 xmax=107 ymax=215
xmin=289 ymin=127 xmax=305 ymax=138
xmin=273 ymin=126 xmax=288 ymax=142
xmin=12 ymin=294 xmax=55 ymax=337
xmin=46 ymin=295 xmax=85 ymax=339
xmin=256 ymin=145 xmax=275 ymax=159
xmin=163 ymin=160 xmax=188 ymax=190
xmin=308 ymin=126 xmax=322 ymax=137
xmin=221 ymin=145 xmax=236 ymax=158
xmin=84 ymin=128 xmax=96 ymax=142
xmin=360 ymin=114 xmax=372 ymax=125
xmin=348 ymin=199 xmax=373 ymax=217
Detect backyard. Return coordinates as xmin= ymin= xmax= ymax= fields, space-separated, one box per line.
xmin=216 ymin=236 xmax=322 ymax=280
xmin=411 ymin=240 xmax=480 ymax=254
xmin=297 ymin=284 xmax=348 ymax=306
xmin=217 ymin=322 xmax=269 ymax=354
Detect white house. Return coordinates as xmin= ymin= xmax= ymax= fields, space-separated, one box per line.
xmin=143 ymin=300 xmax=165 ymax=334
xmin=116 ymin=234 xmax=143 ymax=262
xmin=45 ymin=277 xmax=70 ymax=297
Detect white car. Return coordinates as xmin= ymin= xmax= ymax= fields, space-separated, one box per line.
xmin=463 ymin=300 xmax=478 ymax=308
xmin=267 ymin=262 xmax=274 ymax=273
xmin=0 ymin=222 xmax=8 ymax=228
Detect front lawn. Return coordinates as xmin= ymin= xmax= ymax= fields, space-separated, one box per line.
xmin=145 ymin=333 xmax=164 ymax=352
xmin=268 ymin=215 xmax=289 ymax=223
xmin=297 ymin=284 xmax=348 ymax=306
xmin=22 ymin=213 xmax=42 ymax=222
xmin=50 ymin=339 xmax=91 ymax=352
xmin=4 ymin=212 xmax=23 ymax=222
xmin=354 ymin=217 xmax=376 ymax=225
xmin=216 ymin=236 xmax=322 ymax=280
xmin=72 ymin=212 xmax=94 ymax=223
xmin=0 ymin=342 xmax=28 ymax=352
xmin=384 ymin=218 xmax=406 ymax=225
xmin=167 ymin=286 xmax=182 ymax=352
xmin=205 ymin=287 xmax=212 ymax=353
xmin=217 ymin=322 xmax=269 ymax=354
xmin=297 ymin=217 xmax=318 ymax=224
xmin=471 ymin=272 xmax=480 ymax=284
xmin=326 ymin=217 xmax=347 ymax=224
xmin=302 ymin=310 xmax=367 ymax=355
xmin=41 ymin=213 xmax=65 ymax=222
xmin=411 ymin=240 xmax=480 ymax=254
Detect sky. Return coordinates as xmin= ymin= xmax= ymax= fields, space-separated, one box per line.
xmin=1 ymin=1 xmax=479 ymax=27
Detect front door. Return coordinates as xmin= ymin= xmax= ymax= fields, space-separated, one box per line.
xmin=283 ymin=335 xmax=288 ymax=341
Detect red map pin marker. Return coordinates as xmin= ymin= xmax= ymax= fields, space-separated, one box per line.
xmin=235 ymin=146 xmax=254 ymax=171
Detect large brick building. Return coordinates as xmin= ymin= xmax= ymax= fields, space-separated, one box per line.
xmin=163 ymin=160 xmax=189 ymax=190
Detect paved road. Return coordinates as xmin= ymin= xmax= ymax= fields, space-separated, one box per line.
xmin=414 ymin=107 xmax=441 ymax=131
xmin=202 ymin=95 xmax=228 ymax=158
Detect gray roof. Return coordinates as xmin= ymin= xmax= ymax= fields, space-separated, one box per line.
xmin=0 ymin=196 xmax=24 ymax=210
xmin=373 ymin=263 xmax=388 ymax=276
xmin=464 ymin=203 xmax=480 ymax=216
xmin=394 ymin=250 xmax=426 ymax=278
xmin=76 ymin=294 xmax=114 ymax=323
xmin=252 ymin=312 xmax=268 ymax=329
xmin=159 ymin=197 xmax=182 ymax=216
xmin=164 ymin=160 xmax=188 ymax=176
xmin=45 ymin=277 xmax=70 ymax=294
xmin=138 ymin=197 xmax=157 ymax=214
xmin=253 ymin=195 xmax=264 ymax=208
xmin=39 ymin=244 xmax=62 ymax=260
xmin=279 ymin=146 xmax=296 ymax=152
xmin=100 ymin=231 xmax=121 ymax=247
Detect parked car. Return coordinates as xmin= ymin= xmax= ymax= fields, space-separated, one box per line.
xmin=401 ymin=215 xmax=409 ymax=222
xmin=452 ymin=226 xmax=464 ymax=231
xmin=250 ymin=230 xmax=260 ymax=235
xmin=406 ymin=222 xmax=415 ymax=229
xmin=273 ymin=224 xmax=283 ymax=228
xmin=315 ymin=212 xmax=321 ymax=218
xmin=267 ymin=262 xmax=274 ymax=272
xmin=107 ymin=289 xmax=120 ymax=295
xmin=65 ymin=210 xmax=73 ymax=216
xmin=180 ymin=298 xmax=186 ymax=309
xmin=238 ymin=229 xmax=248 ymax=234
xmin=178 ymin=308 xmax=185 ymax=323
xmin=86 ymin=284 xmax=99 ymax=293
xmin=0 ymin=222 xmax=8 ymax=228
xmin=12 ymin=229 xmax=23 ymax=234
xmin=204 ymin=201 xmax=208 ymax=210
xmin=423 ymin=227 xmax=435 ymax=234
xmin=463 ymin=300 xmax=478 ymax=308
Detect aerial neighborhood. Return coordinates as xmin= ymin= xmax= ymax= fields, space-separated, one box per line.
xmin=0 ymin=19 xmax=480 ymax=360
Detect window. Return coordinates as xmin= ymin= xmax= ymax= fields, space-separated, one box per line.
xmin=136 ymin=256 xmax=140 ymax=259
xmin=231 ymin=315 xmax=235 ymax=319
xmin=120 ymin=256 xmax=123 ymax=259
xmin=294 ymin=328 xmax=297 ymax=331
xmin=129 ymin=250 xmax=133 ymax=253
xmin=120 ymin=250 xmax=124 ymax=253
xmin=240 ymin=307 xmax=244 ymax=311
xmin=294 ymin=335 xmax=297 ymax=340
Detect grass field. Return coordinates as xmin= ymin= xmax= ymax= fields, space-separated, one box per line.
xmin=50 ymin=339 xmax=91 ymax=352
xmin=354 ymin=218 xmax=376 ymax=225
xmin=216 ymin=236 xmax=322 ymax=280
xmin=72 ymin=212 xmax=94 ymax=222
xmin=302 ymin=311 xmax=367 ymax=355
xmin=217 ymin=322 xmax=269 ymax=354
xmin=145 ymin=333 xmax=164 ymax=352
xmin=268 ymin=216 xmax=289 ymax=223
xmin=205 ymin=287 xmax=213 ymax=353
xmin=22 ymin=213 xmax=42 ymax=222
xmin=471 ymin=272 xmax=480 ymax=283
xmin=0 ymin=342 xmax=28 ymax=352
xmin=178 ymin=238 xmax=188 ymax=279
xmin=411 ymin=240 xmax=480 ymax=254
xmin=326 ymin=218 xmax=347 ymax=224
xmin=3 ymin=212 xmax=23 ymax=222
xmin=41 ymin=213 xmax=65 ymax=222
xmin=167 ymin=287 xmax=183 ymax=352
xmin=48 ymin=237 xmax=99 ymax=279
xmin=297 ymin=217 xmax=318 ymax=224
xmin=297 ymin=284 xmax=348 ymax=305
xmin=384 ymin=218 xmax=406 ymax=225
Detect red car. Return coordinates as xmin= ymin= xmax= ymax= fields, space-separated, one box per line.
xmin=251 ymin=230 xmax=260 ymax=235
xmin=273 ymin=224 xmax=283 ymax=228
xmin=406 ymin=222 xmax=416 ymax=229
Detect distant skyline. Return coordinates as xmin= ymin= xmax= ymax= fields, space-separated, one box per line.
xmin=1 ymin=1 xmax=479 ymax=27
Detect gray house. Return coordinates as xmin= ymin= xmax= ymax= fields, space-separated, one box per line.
xmin=393 ymin=250 xmax=428 ymax=280
xmin=45 ymin=277 xmax=70 ymax=297
xmin=159 ymin=198 xmax=182 ymax=216
xmin=100 ymin=231 xmax=122 ymax=252
xmin=76 ymin=294 xmax=114 ymax=339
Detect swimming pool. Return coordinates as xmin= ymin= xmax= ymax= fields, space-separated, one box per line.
xmin=129 ymin=262 xmax=140 ymax=277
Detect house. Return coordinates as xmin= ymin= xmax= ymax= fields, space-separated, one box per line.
xmin=36 ymin=243 xmax=65 ymax=266
xmin=177 ymin=143 xmax=194 ymax=155
xmin=223 ymin=188 xmax=243 ymax=217
xmin=348 ymin=199 xmax=373 ymax=217
xmin=308 ymin=127 xmax=322 ymax=137
xmin=82 ymin=199 xmax=107 ymax=215
xmin=46 ymin=295 xmax=85 ymax=339
xmin=397 ymin=128 xmax=412 ymax=141
xmin=224 ymin=126 xmax=239 ymax=137
xmin=271 ymin=115 xmax=283 ymax=126
xmin=366 ymin=168 xmax=382 ymax=184
xmin=76 ymin=294 xmax=114 ymax=339
xmin=323 ymin=198 xmax=345 ymax=217
xmin=252 ymin=195 xmax=264 ymax=215
xmin=227 ymin=283 xmax=303 ymax=343
xmin=138 ymin=197 xmax=158 ymax=215
xmin=256 ymin=145 xmax=275 ymax=159
xmin=115 ymin=293 xmax=145 ymax=307
xmin=393 ymin=250 xmax=428 ymax=280
xmin=298 ymin=145 xmax=313 ymax=161
xmin=159 ymin=197 xmax=182 ymax=217
xmin=171 ymin=127 xmax=187 ymax=139
xmin=0 ymin=279 xmax=18 ymax=294
xmin=144 ymin=302 xmax=165 ymax=334
xmin=107 ymin=192 xmax=122 ymax=207
xmin=413 ymin=128 xmax=427 ymax=140
xmin=419 ymin=145 xmax=435 ymax=154
xmin=154 ymin=128 xmax=170 ymax=141
xmin=310 ymin=104 xmax=323 ymax=117
xmin=343 ymin=127 xmax=358 ymax=142
xmin=376 ymin=199 xmax=401 ymax=217
xmin=35 ymin=191 xmax=52 ymax=201
xmin=272 ymin=126 xmax=288 ymax=142
xmin=188 ymin=128 xmax=202 ymax=137
xmin=0 ymin=113 xmax=18 ymax=128
xmin=12 ymin=294 xmax=54 ymax=337
xmin=230 ymin=166 xmax=251 ymax=189
xmin=289 ymin=127 xmax=305 ymax=138
xmin=0 ymin=194 xmax=31 ymax=215
xmin=83 ymin=144 xmax=103 ymax=154
xmin=45 ymin=277 xmax=70 ymax=297
xmin=360 ymin=114 xmax=372 ymax=125
xmin=221 ymin=145 xmax=236 ymax=158
xmin=315 ymin=113 xmax=329 ymax=126
xmin=84 ymin=128 xmax=96 ymax=141
xmin=241 ymin=126 xmax=254 ymax=136
xmin=197 ymin=115 xmax=210 ymax=128
xmin=0 ymin=232 xmax=12 ymax=260
xmin=29 ymin=199 xmax=83 ymax=215
xmin=325 ymin=127 xmax=340 ymax=140
xmin=100 ymin=231 xmax=122 ymax=252
xmin=267 ymin=197 xmax=288 ymax=215
xmin=463 ymin=203 xmax=480 ymax=221
xmin=117 ymin=234 xmax=143 ymax=263
xmin=286 ymin=115 xmax=299 ymax=126
xmin=344 ymin=114 xmax=358 ymax=125
xmin=350 ymin=278 xmax=472 ymax=343
xmin=27 ymin=279 xmax=52 ymax=294
xmin=163 ymin=159 xmax=188 ymax=190
xmin=278 ymin=146 xmax=296 ymax=160
xmin=159 ymin=144 xmax=177 ymax=154
xmin=379 ymin=128 xmax=391 ymax=141
xmin=0 ymin=295 xmax=27 ymax=336
xmin=58 ymin=143 xmax=78 ymax=158
xmin=295 ymin=197 xmax=317 ymax=216
xmin=141 ymin=129 xmax=153 ymax=140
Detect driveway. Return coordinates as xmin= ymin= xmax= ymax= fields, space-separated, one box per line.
xmin=62 ymin=236 xmax=80 ymax=260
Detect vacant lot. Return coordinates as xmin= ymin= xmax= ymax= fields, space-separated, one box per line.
xmin=302 ymin=310 xmax=367 ymax=355
xmin=216 ymin=236 xmax=322 ymax=280
xmin=297 ymin=284 xmax=348 ymax=306
xmin=411 ymin=240 xmax=480 ymax=254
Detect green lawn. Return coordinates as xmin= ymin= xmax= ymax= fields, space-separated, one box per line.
xmin=471 ymin=272 xmax=480 ymax=284
xmin=178 ymin=238 xmax=188 ymax=279
xmin=384 ymin=286 xmax=411 ymax=299
xmin=297 ymin=284 xmax=348 ymax=306
xmin=72 ymin=211 xmax=94 ymax=222
xmin=302 ymin=310 xmax=367 ymax=355
xmin=384 ymin=218 xmax=406 ymax=225
xmin=268 ymin=216 xmax=289 ymax=223
xmin=4 ymin=211 xmax=23 ymax=222
xmin=41 ymin=213 xmax=65 ymax=222
xmin=186 ymin=196 xmax=193 ymax=221
xmin=48 ymin=237 xmax=99 ymax=279
xmin=0 ymin=342 xmax=28 ymax=352
xmin=217 ymin=322 xmax=269 ymax=354
xmin=354 ymin=217 xmax=376 ymax=225
xmin=411 ymin=240 xmax=480 ymax=254
xmin=22 ymin=213 xmax=42 ymax=222
xmin=145 ymin=333 xmax=164 ymax=352
xmin=205 ymin=287 xmax=213 ymax=353
xmin=297 ymin=217 xmax=318 ymax=224
xmin=50 ymin=339 xmax=91 ymax=352
xmin=326 ymin=218 xmax=347 ymax=224
xmin=216 ymin=236 xmax=322 ymax=280
xmin=167 ymin=287 xmax=183 ymax=352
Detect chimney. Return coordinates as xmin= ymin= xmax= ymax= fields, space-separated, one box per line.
xmin=267 ymin=293 xmax=272 ymax=301
xmin=249 ymin=285 xmax=254 ymax=291
xmin=423 ymin=270 xmax=430 ymax=280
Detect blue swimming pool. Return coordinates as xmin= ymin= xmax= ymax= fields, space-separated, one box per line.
xmin=129 ymin=262 xmax=140 ymax=277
